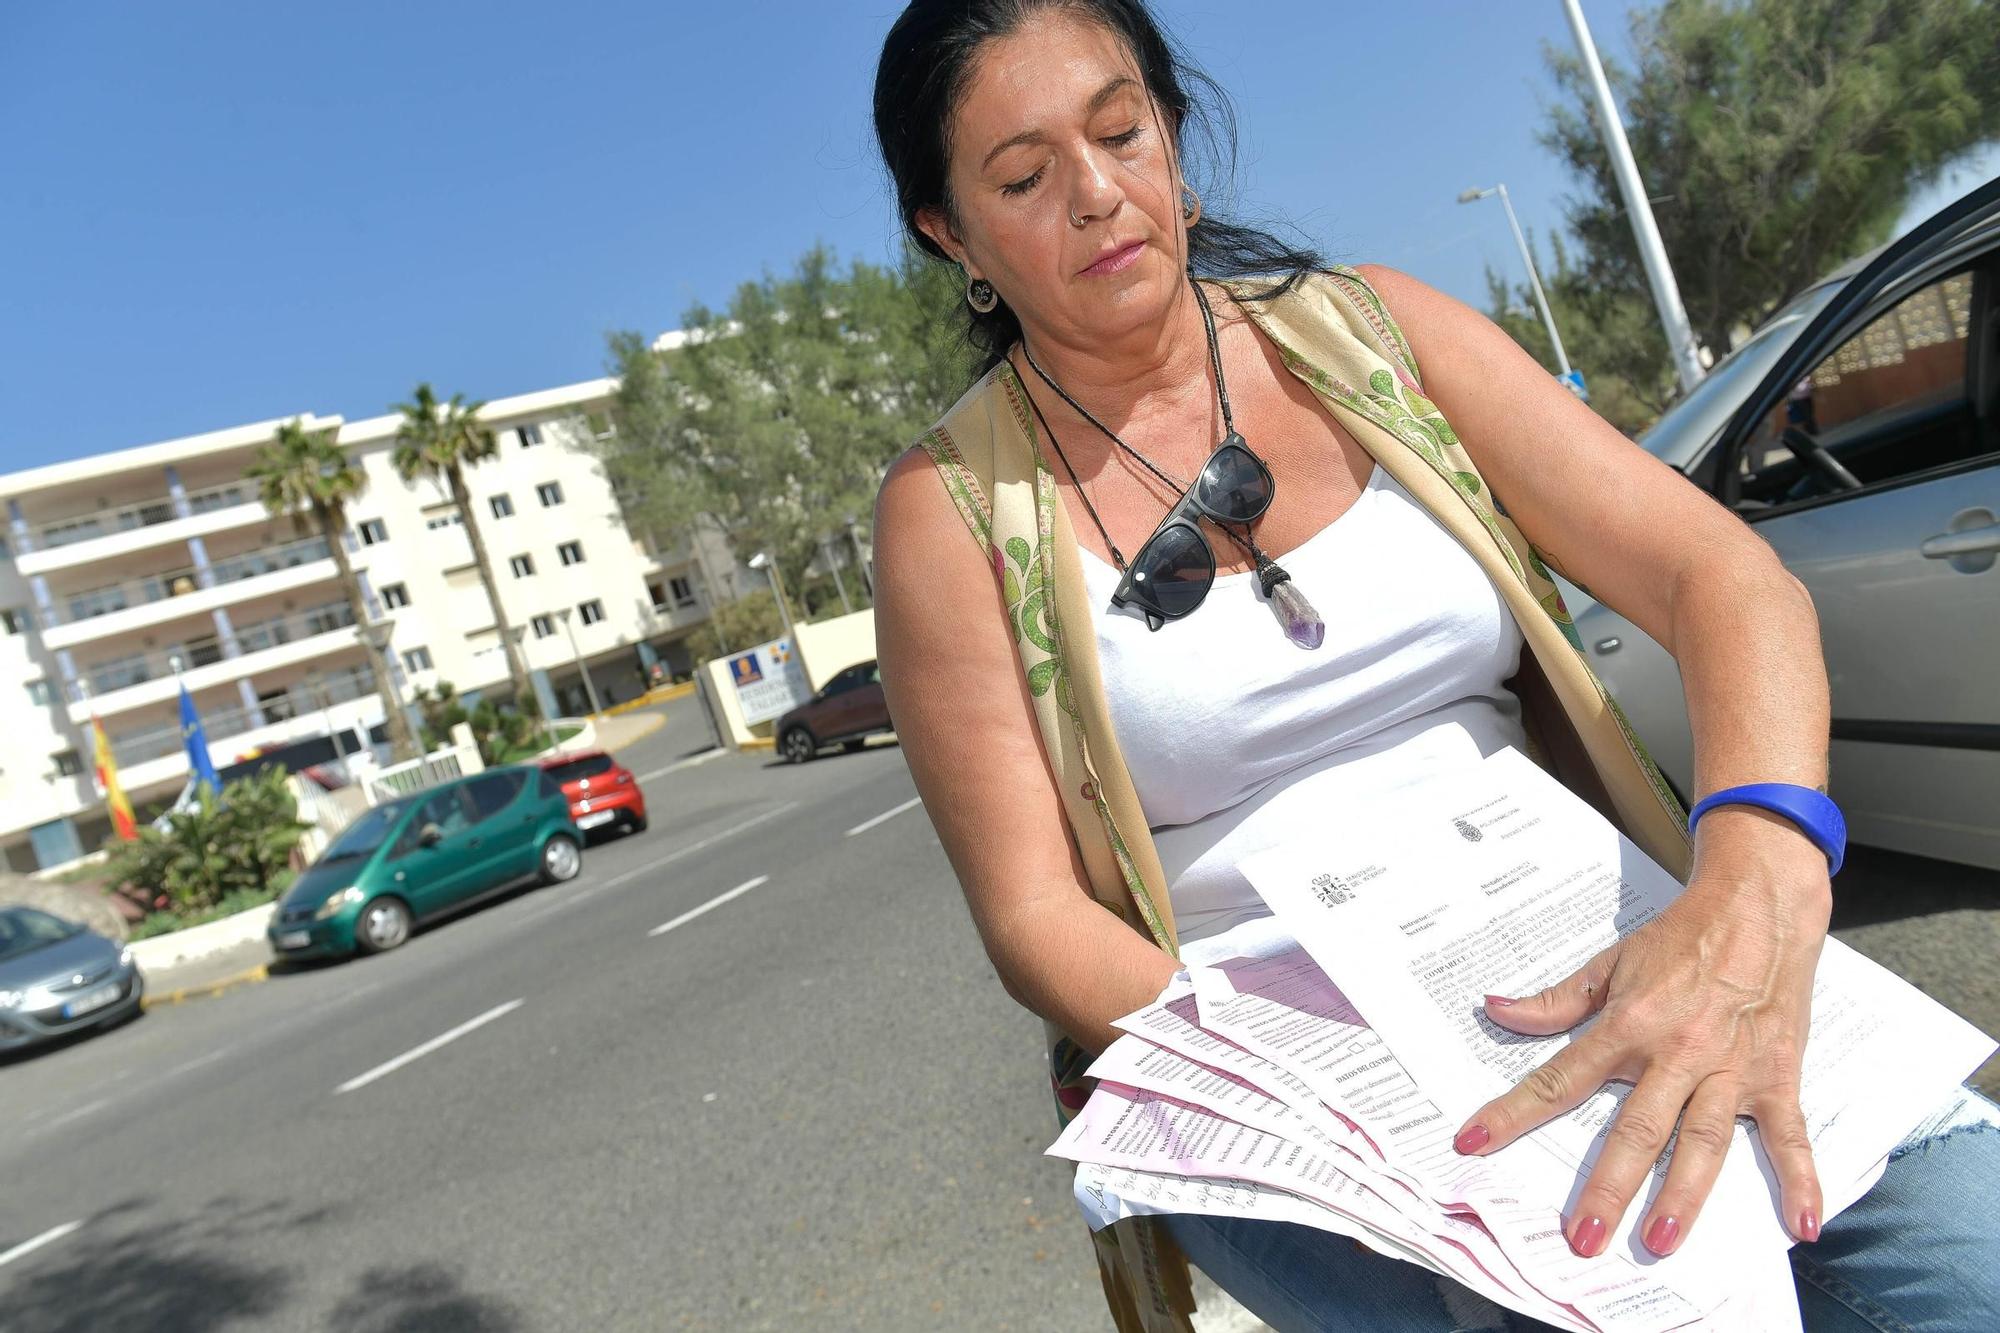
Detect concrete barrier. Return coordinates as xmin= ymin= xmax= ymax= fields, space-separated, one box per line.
xmin=127 ymin=902 xmax=278 ymax=973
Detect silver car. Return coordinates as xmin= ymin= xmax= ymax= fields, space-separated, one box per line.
xmin=0 ymin=906 xmax=144 ymax=1053
xmin=1571 ymin=177 xmax=2000 ymax=871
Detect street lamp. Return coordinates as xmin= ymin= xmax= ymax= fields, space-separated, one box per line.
xmin=1458 ymin=184 xmax=1573 ymax=385
xmin=1559 ymin=0 xmax=1704 ymax=392
xmin=844 ymin=514 xmax=873 ymax=600
xmin=555 ymin=607 xmax=603 ymax=717
xmin=819 ymin=534 xmax=852 ymax=615
xmin=357 ymin=620 xmax=410 ymax=764
xmin=747 ymin=551 xmax=796 ymax=642
xmin=305 ymin=668 xmax=347 ymax=771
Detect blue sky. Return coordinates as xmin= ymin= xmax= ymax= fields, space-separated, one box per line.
xmin=2 ymin=1 xmax=1993 ymax=470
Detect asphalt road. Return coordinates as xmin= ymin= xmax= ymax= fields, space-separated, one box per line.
xmin=2 ymin=697 xmax=1995 ymax=1332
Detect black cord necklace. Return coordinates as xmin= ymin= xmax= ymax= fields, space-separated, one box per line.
xmin=1015 ymin=273 xmax=1325 ymax=647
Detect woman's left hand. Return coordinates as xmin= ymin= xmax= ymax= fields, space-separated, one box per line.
xmin=1452 ymin=814 xmax=1833 ymax=1258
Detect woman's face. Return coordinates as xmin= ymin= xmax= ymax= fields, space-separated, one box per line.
xmin=920 ymin=11 xmax=1185 ymax=351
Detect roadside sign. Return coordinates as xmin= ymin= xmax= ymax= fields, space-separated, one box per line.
xmin=1558 ymin=368 xmax=1589 ymax=401
xmin=727 ymin=638 xmax=811 ymax=727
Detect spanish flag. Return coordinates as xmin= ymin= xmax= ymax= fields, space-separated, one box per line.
xmin=92 ymin=714 xmax=137 ymax=841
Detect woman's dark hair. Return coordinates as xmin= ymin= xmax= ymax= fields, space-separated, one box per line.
xmin=874 ymin=0 xmax=1326 ymax=370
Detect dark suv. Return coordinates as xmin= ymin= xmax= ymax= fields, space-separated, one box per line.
xmin=774 ymin=660 xmax=892 ymax=764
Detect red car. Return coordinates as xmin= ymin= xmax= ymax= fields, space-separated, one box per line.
xmin=538 ymin=749 xmax=648 ymax=837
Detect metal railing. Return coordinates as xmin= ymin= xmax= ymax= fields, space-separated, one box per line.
xmin=67 ymin=601 xmax=356 ymax=701
xmin=43 ymin=535 xmax=332 ymax=627
xmin=109 ymin=664 xmax=377 ymax=766
xmin=27 ymin=479 xmax=256 ymax=551
xmin=365 ymin=744 xmax=477 ymax=805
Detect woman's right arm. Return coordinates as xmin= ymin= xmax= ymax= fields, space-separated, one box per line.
xmin=873 ymin=446 xmax=1177 ymax=1054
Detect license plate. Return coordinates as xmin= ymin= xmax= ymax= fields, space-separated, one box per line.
xmin=277 ymin=930 xmax=311 ymax=950
xmin=62 ymin=982 xmax=122 ymax=1019
xmin=577 ymin=811 xmax=615 ymax=829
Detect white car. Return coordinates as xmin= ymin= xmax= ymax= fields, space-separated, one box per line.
xmin=1569 ymin=177 xmax=2000 ymax=871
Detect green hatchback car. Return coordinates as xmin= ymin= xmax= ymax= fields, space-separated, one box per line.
xmin=269 ymin=765 xmax=581 ymax=960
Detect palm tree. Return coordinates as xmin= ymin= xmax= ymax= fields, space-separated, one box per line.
xmin=246 ymin=419 xmax=421 ymax=761
xmin=391 ymin=384 xmax=534 ymax=708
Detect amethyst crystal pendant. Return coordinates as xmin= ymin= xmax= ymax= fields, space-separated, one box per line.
xmin=1256 ymin=559 xmax=1325 ymax=649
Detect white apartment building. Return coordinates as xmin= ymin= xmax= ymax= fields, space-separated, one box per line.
xmin=0 ymin=377 xmax=743 ymax=873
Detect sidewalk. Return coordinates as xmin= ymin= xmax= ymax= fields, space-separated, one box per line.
xmin=140 ymin=936 xmax=273 ymax=1008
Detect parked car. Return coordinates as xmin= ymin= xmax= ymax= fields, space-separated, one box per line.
xmin=774 ymin=659 xmax=892 ymax=764
xmin=1571 ymin=176 xmax=2000 ymax=871
xmin=268 ymin=765 xmax=581 ymax=960
xmin=538 ymin=749 xmax=648 ymax=837
xmin=0 ymin=906 xmax=144 ymax=1053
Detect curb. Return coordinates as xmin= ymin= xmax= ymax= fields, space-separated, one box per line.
xmin=741 ymin=737 xmax=776 ymax=751
xmin=598 ymin=682 xmax=696 ymax=717
xmin=140 ymin=962 xmax=270 ymax=1010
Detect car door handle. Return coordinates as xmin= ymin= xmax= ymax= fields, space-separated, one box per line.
xmin=1920 ymin=522 xmax=2000 ymax=558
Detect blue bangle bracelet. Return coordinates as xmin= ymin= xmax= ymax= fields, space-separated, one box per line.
xmin=1687 ymin=783 xmax=1846 ymax=876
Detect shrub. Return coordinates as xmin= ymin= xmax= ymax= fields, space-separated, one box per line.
xmin=103 ymin=768 xmax=311 ymax=918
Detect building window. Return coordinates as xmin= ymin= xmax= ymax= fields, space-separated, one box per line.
xmin=490 ymin=493 xmax=514 ymax=519
xmin=536 ymin=482 xmax=564 ymax=508
xmin=669 ymin=575 xmax=696 ymax=607
xmin=531 ymin=614 xmax=556 ymax=638
xmin=509 ymin=553 xmax=536 ymax=578
xmin=584 ymin=410 xmax=613 ymax=438
xmin=424 ymin=509 xmax=464 ymax=531
xmin=381 ymin=583 xmax=411 ymax=609
xmin=357 ymin=519 xmax=389 ymax=546
xmin=577 ymin=599 xmax=605 ymax=626
xmin=557 ymin=540 xmax=585 ymax=566
xmin=52 ymin=750 xmax=83 ymax=778
xmin=519 ymin=423 xmax=544 ymax=447
xmin=403 ymin=646 xmax=434 ymax=672
xmin=1 ymin=607 xmax=31 ymax=634
xmin=26 ymin=679 xmax=54 ymax=707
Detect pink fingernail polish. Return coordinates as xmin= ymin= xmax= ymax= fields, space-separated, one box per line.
xmin=1644 ymin=1215 xmax=1680 ymax=1255
xmin=1483 ymin=994 xmax=1516 ymax=1008
xmin=1453 ymin=1124 xmax=1491 ymax=1154
xmin=1798 ymin=1208 xmax=1820 ymax=1242
xmin=1569 ymin=1215 xmax=1607 ymax=1258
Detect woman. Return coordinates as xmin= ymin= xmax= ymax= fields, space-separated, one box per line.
xmin=870 ymin=3 xmax=1999 ymax=1329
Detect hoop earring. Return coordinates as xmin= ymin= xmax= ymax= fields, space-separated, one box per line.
xmin=1182 ymin=187 xmax=1202 ymax=227
xmin=966 ymin=277 xmax=998 ymax=314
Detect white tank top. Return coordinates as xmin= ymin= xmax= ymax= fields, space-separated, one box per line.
xmin=1079 ymin=465 xmax=1528 ymax=943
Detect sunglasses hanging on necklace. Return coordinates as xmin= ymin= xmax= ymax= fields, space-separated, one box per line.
xmin=1018 ymin=272 xmax=1326 ymax=649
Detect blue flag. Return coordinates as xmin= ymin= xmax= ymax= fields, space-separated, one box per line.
xmin=179 ymin=681 xmax=221 ymax=797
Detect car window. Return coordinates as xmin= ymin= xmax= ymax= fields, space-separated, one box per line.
xmin=321 ymin=796 xmax=419 ymax=863
xmin=538 ymin=770 xmax=563 ymax=800
xmin=466 ymin=770 xmax=528 ymax=820
xmin=0 ymin=907 xmax=82 ymax=962
xmin=862 ymin=662 xmax=880 ymax=685
xmin=392 ymin=788 xmax=473 ymax=856
xmin=542 ymin=755 xmax=613 ymax=784
xmin=1736 ymin=270 xmax=1979 ymax=507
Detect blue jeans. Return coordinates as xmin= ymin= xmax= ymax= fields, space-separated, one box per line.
xmin=1166 ymin=1094 xmax=2000 ymax=1332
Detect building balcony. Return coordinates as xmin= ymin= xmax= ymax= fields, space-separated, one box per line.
xmin=14 ymin=480 xmax=269 ymax=577
xmin=643 ymin=597 xmax=709 ymax=635
xmin=108 ymin=662 xmax=381 ymax=785
xmin=65 ymin=602 xmax=361 ymax=723
xmin=37 ymin=536 xmax=337 ymax=650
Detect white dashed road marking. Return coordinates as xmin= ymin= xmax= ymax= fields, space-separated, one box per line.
xmin=649 ymin=877 xmax=770 ymax=938
xmin=602 ymin=804 xmax=799 ymax=889
xmin=0 ymin=1220 xmax=83 ymax=1270
xmin=334 ymin=999 xmax=525 ymax=1095
xmin=846 ymin=797 xmax=923 ymax=838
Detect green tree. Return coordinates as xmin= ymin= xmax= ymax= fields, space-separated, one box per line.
xmin=1542 ymin=0 xmax=2000 ymax=375
xmin=246 ymin=419 xmax=421 ymax=760
xmin=392 ymin=384 xmax=534 ymax=708
xmin=595 ymin=242 xmax=973 ymax=612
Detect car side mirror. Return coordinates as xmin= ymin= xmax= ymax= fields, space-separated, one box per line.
xmin=418 ymin=823 xmax=444 ymax=848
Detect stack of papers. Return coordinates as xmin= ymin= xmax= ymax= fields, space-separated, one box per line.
xmin=1049 ymin=749 xmax=1995 ymax=1331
